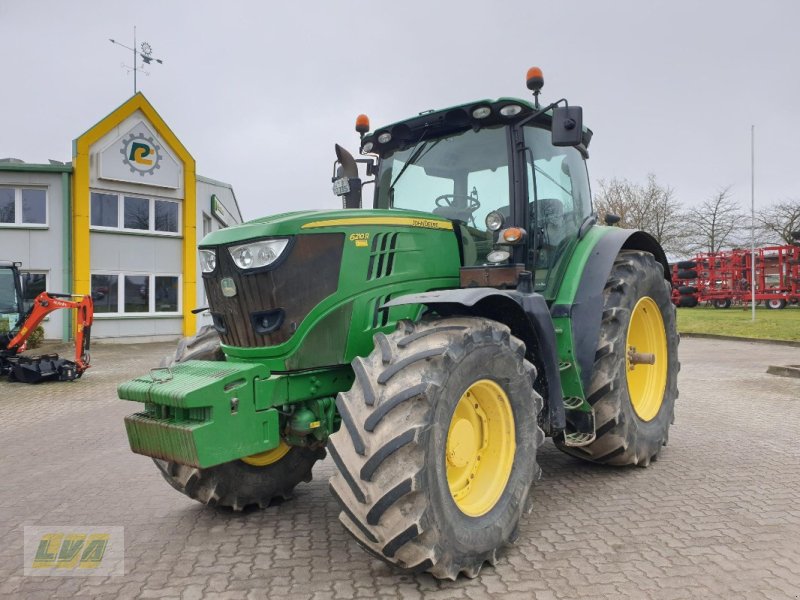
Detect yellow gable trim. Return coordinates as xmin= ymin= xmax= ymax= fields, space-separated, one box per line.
xmin=72 ymin=93 xmax=197 ymax=335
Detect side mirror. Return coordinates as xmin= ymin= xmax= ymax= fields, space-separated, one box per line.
xmin=551 ymin=106 xmax=583 ymax=147
xmin=332 ymin=144 xmax=362 ymax=209
xmin=604 ymin=213 xmax=621 ymax=226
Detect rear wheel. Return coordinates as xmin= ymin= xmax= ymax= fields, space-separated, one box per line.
xmin=328 ymin=317 xmax=543 ymax=580
xmin=556 ymin=250 xmax=679 ymax=466
xmin=713 ymin=298 xmax=732 ymax=309
xmin=153 ymin=325 xmax=324 ymax=510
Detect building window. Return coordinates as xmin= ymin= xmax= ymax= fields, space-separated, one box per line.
xmin=0 ymin=188 xmax=15 ymax=223
xmin=123 ymin=196 xmax=150 ymax=230
xmin=91 ymin=274 xmax=119 ymax=313
xmin=90 ymin=191 xmax=180 ymax=235
xmin=123 ymin=275 xmax=149 ymax=313
xmin=20 ymin=272 xmax=48 ymax=312
xmin=0 ymin=187 xmax=48 ymax=226
xmin=202 ymin=213 xmax=212 ymax=237
xmin=22 ymin=189 xmax=46 ymax=224
xmin=155 ymin=200 xmax=179 ymax=233
xmin=155 ymin=276 xmax=179 ymax=312
xmin=91 ymin=192 xmax=118 ymax=227
xmin=91 ymin=272 xmax=181 ymax=316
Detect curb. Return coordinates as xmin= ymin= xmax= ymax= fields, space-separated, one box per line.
xmin=679 ymin=332 xmax=800 ymax=348
xmin=767 ymin=365 xmax=800 ymax=379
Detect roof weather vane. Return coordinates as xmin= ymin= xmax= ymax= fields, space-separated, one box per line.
xmin=109 ymin=26 xmax=164 ymax=94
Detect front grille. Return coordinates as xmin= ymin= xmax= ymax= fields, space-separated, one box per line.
xmin=204 ymin=233 xmax=344 ymax=348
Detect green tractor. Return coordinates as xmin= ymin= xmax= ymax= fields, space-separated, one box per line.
xmin=119 ymin=67 xmax=678 ymax=580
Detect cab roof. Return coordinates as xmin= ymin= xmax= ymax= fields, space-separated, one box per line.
xmin=361 ymin=97 xmax=592 ymax=155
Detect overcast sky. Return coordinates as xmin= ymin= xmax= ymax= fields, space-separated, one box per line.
xmin=2 ymin=1 xmax=798 ymax=220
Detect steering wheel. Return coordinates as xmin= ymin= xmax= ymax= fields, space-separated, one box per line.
xmin=434 ymin=194 xmax=481 ymax=212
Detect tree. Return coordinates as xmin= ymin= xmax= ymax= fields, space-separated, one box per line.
xmin=757 ymin=199 xmax=800 ymax=245
xmin=684 ymin=186 xmax=747 ymax=253
xmin=594 ymin=174 xmax=684 ymax=254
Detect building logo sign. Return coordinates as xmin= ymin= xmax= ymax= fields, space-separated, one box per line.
xmin=98 ymin=121 xmax=180 ymax=188
xmin=120 ymin=132 xmax=161 ymax=176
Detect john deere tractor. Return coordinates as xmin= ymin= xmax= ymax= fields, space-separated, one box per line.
xmin=119 ymin=67 xmax=678 ymax=580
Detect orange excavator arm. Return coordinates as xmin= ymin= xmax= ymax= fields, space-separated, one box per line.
xmin=4 ymin=292 xmax=94 ymax=378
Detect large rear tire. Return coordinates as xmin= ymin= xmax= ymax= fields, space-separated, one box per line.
xmin=153 ymin=325 xmax=324 ymax=510
xmin=328 ymin=317 xmax=543 ymax=580
xmin=556 ymin=250 xmax=679 ymax=466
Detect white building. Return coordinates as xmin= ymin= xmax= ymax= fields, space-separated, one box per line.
xmin=0 ymin=93 xmax=243 ymax=341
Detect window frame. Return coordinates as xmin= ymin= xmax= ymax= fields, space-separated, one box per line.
xmin=90 ymin=271 xmax=182 ymax=317
xmin=89 ymin=189 xmax=181 ymax=237
xmin=0 ymin=186 xmax=49 ymax=229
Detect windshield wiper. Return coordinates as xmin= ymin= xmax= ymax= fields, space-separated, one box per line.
xmin=388 ymin=137 xmax=442 ymax=205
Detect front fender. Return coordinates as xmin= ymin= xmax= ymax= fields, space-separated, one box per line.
xmin=384 ymin=288 xmax=565 ymax=435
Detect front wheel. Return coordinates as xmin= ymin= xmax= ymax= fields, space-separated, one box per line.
xmin=556 ymin=250 xmax=679 ymax=466
xmin=328 ymin=317 xmax=543 ymax=580
xmin=154 ymin=445 xmax=325 ymax=511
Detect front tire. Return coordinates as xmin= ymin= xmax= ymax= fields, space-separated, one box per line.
xmin=556 ymin=250 xmax=679 ymax=466
xmin=328 ymin=317 xmax=543 ymax=580
xmin=153 ymin=325 xmax=324 ymax=510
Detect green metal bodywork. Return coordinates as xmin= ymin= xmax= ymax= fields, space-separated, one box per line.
xmin=119 ymin=208 xmax=468 ymax=468
xmin=118 ymin=206 xmax=615 ymax=468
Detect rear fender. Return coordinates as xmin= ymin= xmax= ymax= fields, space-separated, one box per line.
xmin=383 ymin=289 xmax=565 ymax=436
xmin=551 ymin=228 xmax=670 ymax=392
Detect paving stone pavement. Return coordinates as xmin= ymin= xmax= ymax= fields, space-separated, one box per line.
xmin=0 ymin=337 xmax=799 ymax=600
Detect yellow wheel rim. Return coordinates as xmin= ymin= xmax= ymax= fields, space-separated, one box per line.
xmin=446 ymin=379 xmax=515 ymax=517
xmin=626 ymin=296 xmax=668 ymax=422
xmin=241 ymin=441 xmax=291 ymax=467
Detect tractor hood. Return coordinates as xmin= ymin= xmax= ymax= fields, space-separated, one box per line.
xmin=199 ymin=208 xmax=454 ymax=247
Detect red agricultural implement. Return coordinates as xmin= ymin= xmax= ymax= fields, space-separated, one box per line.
xmin=671 ymin=244 xmax=800 ymax=309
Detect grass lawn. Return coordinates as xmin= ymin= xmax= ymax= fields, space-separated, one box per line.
xmin=676 ymin=305 xmax=800 ymax=342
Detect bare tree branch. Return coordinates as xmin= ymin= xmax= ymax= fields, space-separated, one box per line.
xmin=756 ymin=199 xmax=800 ymax=245
xmin=594 ymin=174 xmax=685 ymax=254
xmin=684 ymin=186 xmax=747 ymax=253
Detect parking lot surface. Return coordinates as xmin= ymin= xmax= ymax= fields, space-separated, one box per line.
xmin=1 ymin=337 xmax=799 ymax=600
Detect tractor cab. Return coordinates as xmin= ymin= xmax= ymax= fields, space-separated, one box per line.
xmin=335 ymin=70 xmax=593 ymax=299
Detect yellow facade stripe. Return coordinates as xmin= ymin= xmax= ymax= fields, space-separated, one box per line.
xmin=72 ymin=93 xmax=197 ymax=335
xmin=301 ymin=217 xmax=453 ymax=230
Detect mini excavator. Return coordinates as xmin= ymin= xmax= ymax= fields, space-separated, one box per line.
xmin=0 ymin=261 xmax=93 ymax=383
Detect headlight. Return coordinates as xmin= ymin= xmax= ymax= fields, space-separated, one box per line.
xmin=485 ymin=211 xmax=504 ymax=232
xmin=199 ymin=249 xmax=217 ymax=273
xmin=229 ymin=239 xmax=290 ymax=270
xmin=487 ymin=249 xmax=511 ymax=264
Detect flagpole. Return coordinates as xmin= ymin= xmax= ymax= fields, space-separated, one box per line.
xmin=751 ymin=125 xmax=756 ymax=321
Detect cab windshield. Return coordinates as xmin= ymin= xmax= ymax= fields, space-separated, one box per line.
xmin=374 ymin=126 xmax=510 ymax=265
xmin=0 ymin=267 xmax=22 ymax=332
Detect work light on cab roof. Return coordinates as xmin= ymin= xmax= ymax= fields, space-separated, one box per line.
xmin=355 ymin=114 xmax=370 ymax=136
